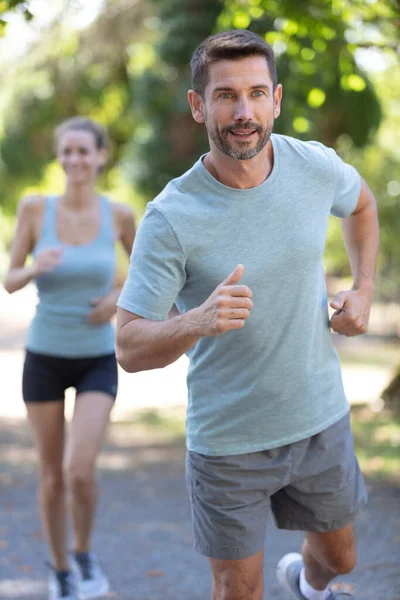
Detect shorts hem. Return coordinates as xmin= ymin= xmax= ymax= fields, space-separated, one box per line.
xmin=24 ymin=397 xmax=65 ymax=404
xmin=275 ymin=500 xmax=367 ymax=533
xmin=76 ymin=387 xmax=117 ymax=400
xmin=194 ymin=541 xmax=264 ymax=561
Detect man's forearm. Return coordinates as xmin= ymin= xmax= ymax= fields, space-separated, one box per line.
xmin=341 ymin=189 xmax=379 ymax=293
xmin=116 ymin=309 xmax=203 ymax=373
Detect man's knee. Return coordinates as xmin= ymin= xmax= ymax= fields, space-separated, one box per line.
xmin=306 ymin=523 xmax=357 ymax=576
xmin=326 ymin=547 xmax=357 ymax=575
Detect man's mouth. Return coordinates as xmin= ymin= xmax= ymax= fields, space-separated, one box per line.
xmin=229 ymin=129 xmax=257 ymax=139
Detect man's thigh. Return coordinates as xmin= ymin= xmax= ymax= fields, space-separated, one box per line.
xmin=186 ymin=447 xmax=292 ymax=560
xmin=271 ymin=412 xmax=368 ymax=533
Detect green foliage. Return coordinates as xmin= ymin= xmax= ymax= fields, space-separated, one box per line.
xmin=0 ymin=0 xmax=153 ymax=213
xmin=0 ymin=0 xmax=399 ymax=298
xmin=127 ymin=0 xmax=224 ymax=198
xmin=128 ymin=0 xmax=399 ymax=203
xmin=0 ymin=0 xmax=32 ymax=34
xmin=325 ymin=64 xmax=400 ymax=299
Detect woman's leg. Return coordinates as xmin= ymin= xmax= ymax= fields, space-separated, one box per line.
xmin=26 ymin=401 xmax=68 ymax=570
xmin=64 ymin=391 xmax=114 ymax=552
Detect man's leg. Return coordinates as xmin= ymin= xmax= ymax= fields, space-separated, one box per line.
xmin=302 ymin=522 xmax=356 ymax=590
xmin=209 ymin=550 xmax=264 ymax=600
xmin=275 ymin=413 xmax=366 ymax=599
xmin=186 ymin=450 xmax=285 ymax=599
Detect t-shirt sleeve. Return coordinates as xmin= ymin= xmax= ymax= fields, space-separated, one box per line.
xmin=326 ymin=147 xmax=361 ymax=218
xmin=117 ymin=206 xmax=186 ymax=321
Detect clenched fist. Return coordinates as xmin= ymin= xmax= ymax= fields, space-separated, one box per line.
xmin=192 ymin=264 xmax=253 ymax=337
xmin=330 ymin=288 xmax=373 ymax=336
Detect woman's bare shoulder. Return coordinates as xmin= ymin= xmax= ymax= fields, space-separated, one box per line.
xmin=111 ymin=201 xmax=134 ymax=218
xmin=18 ymin=195 xmax=47 ymax=219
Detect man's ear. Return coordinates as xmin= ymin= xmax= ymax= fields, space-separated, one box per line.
xmin=273 ymin=84 xmax=283 ymax=119
xmin=188 ymin=89 xmax=206 ymax=124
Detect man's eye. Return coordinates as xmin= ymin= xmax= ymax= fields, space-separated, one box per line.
xmin=252 ymin=90 xmax=265 ymax=97
xmin=220 ymin=93 xmax=233 ymax=99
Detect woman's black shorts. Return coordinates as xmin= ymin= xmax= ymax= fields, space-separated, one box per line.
xmin=23 ymin=350 xmax=118 ymax=403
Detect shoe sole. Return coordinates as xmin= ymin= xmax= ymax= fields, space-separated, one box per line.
xmin=276 ymin=552 xmax=303 ymax=598
xmin=78 ymin=579 xmax=110 ymax=600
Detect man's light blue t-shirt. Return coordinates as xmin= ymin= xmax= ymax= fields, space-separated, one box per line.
xmin=118 ymin=134 xmax=361 ymax=455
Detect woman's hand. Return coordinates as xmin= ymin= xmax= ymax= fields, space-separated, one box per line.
xmin=32 ymin=247 xmax=63 ymax=277
xmin=87 ymin=289 xmax=120 ymax=324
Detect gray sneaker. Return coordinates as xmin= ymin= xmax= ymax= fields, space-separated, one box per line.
xmin=48 ymin=564 xmax=78 ymax=600
xmin=276 ymin=552 xmax=355 ymax=599
xmin=70 ymin=552 xmax=109 ymax=599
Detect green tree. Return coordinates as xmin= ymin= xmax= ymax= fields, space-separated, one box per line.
xmin=0 ymin=0 xmax=152 ymax=211
xmin=129 ymin=0 xmax=400 ymax=202
xmin=0 ymin=0 xmax=32 ymax=34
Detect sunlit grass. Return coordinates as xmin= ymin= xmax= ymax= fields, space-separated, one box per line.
xmin=336 ymin=339 xmax=400 ymax=368
xmin=113 ymin=406 xmax=186 ymax=440
xmin=351 ymin=405 xmax=400 ymax=483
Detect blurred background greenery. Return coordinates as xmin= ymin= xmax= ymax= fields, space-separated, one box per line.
xmin=0 ymin=0 xmax=399 ymax=476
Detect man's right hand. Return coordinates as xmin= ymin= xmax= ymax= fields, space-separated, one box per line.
xmin=192 ymin=264 xmax=253 ymax=337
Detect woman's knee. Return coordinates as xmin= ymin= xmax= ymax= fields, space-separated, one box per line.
xmin=40 ymin=469 xmax=64 ymax=498
xmin=64 ymin=459 xmax=94 ymax=497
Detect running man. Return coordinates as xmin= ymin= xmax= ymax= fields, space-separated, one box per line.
xmin=116 ymin=30 xmax=379 ymax=600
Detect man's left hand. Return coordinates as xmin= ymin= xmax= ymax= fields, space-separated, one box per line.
xmin=329 ymin=288 xmax=373 ymax=337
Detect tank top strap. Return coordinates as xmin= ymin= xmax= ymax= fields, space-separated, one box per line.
xmin=97 ymin=195 xmax=115 ymax=245
xmin=38 ymin=195 xmax=59 ymax=246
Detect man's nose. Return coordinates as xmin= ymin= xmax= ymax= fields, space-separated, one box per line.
xmin=234 ymin=96 xmax=253 ymax=122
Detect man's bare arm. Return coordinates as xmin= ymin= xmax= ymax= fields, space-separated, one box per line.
xmin=116 ymin=264 xmax=253 ymax=373
xmin=341 ymin=177 xmax=379 ymax=293
xmin=116 ymin=308 xmax=203 ymax=373
xmin=330 ymin=178 xmax=379 ymax=336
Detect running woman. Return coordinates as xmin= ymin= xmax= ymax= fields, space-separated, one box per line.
xmin=4 ymin=117 xmax=136 ymax=600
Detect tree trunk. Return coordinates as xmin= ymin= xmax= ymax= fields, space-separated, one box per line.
xmin=382 ymin=367 xmax=400 ymax=415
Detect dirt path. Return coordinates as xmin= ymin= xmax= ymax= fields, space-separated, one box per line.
xmin=0 ymin=419 xmax=399 ymax=600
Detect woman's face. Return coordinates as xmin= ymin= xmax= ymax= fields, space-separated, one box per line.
xmin=57 ymin=129 xmax=107 ymax=185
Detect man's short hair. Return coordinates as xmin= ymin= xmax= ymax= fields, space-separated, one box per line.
xmin=190 ymin=30 xmax=277 ymax=97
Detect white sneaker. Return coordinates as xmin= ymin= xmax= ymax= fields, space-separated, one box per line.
xmin=276 ymin=553 xmax=355 ymax=600
xmin=48 ymin=564 xmax=78 ymax=600
xmin=277 ymin=553 xmax=306 ymax=599
xmin=70 ymin=552 xmax=109 ymax=599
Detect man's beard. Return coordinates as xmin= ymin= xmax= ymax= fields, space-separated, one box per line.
xmin=207 ymin=119 xmax=273 ymax=160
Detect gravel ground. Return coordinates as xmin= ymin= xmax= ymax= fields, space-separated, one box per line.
xmin=0 ymin=419 xmax=399 ymax=600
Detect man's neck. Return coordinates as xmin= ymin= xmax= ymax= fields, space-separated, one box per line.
xmin=203 ymin=140 xmax=274 ymax=190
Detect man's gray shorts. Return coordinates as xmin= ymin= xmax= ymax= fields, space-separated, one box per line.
xmin=186 ymin=412 xmax=367 ymax=560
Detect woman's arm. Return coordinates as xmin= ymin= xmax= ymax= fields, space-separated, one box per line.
xmin=87 ymin=203 xmax=136 ymax=324
xmin=118 ymin=203 xmax=136 ymax=257
xmin=3 ymin=197 xmax=61 ymax=294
